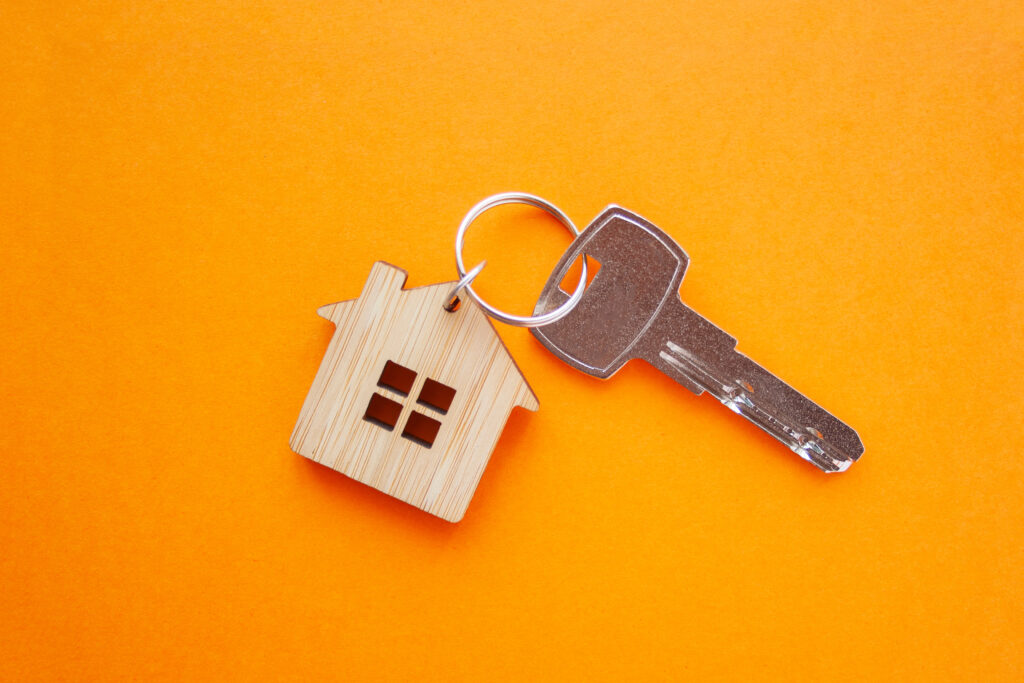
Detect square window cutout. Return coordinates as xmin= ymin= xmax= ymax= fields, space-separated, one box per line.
xmin=364 ymin=392 xmax=402 ymax=430
xmin=418 ymin=378 xmax=457 ymax=414
xmin=378 ymin=360 xmax=416 ymax=395
xmin=402 ymin=411 xmax=442 ymax=448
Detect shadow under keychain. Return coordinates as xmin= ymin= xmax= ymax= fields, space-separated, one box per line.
xmin=290 ymin=193 xmax=863 ymax=522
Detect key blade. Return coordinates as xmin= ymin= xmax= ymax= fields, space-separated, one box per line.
xmin=533 ymin=205 xmax=689 ymax=378
xmin=649 ymin=302 xmax=864 ymax=472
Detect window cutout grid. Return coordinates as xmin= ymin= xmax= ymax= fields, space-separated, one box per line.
xmin=417 ymin=378 xmax=457 ymax=414
xmin=363 ymin=392 xmax=403 ymax=430
xmin=402 ymin=411 xmax=442 ymax=448
xmin=378 ymin=360 xmax=416 ymax=395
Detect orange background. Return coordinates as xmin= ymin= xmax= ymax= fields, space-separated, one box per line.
xmin=2 ymin=1 xmax=1022 ymax=680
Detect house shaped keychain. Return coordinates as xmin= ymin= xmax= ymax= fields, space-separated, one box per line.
xmin=291 ymin=195 xmax=596 ymax=521
xmin=290 ymin=261 xmax=544 ymax=522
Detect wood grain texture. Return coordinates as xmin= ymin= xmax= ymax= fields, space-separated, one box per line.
xmin=290 ymin=261 xmax=538 ymax=522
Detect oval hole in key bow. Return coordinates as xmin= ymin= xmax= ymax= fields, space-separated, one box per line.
xmin=559 ymin=256 xmax=601 ymax=294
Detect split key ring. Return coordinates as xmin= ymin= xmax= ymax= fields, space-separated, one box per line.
xmin=444 ymin=192 xmax=589 ymax=328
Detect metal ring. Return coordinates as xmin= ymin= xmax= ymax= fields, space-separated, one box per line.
xmin=443 ymin=260 xmax=486 ymax=312
xmin=454 ymin=192 xmax=587 ymax=328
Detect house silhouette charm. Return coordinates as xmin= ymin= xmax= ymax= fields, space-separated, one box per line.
xmin=290 ymin=262 xmax=539 ymax=522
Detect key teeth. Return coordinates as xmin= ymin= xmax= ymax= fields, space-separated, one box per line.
xmin=831 ymin=459 xmax=854 ymax=473
xmin=792 ymin=438 xmax=862 ymax=473
xmin=793 ymin=443 xmax=843 ymax=472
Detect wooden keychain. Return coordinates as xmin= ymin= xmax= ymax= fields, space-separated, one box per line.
xmin=290 ymin=194 xmax=589 ymax=522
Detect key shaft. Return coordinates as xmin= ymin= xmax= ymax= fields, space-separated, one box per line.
xmin=644 ymin=300 xmax=862 ymax=471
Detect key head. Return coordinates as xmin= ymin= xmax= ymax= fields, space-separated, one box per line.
xmin=532 ymin=206 xmax=688 ymax=378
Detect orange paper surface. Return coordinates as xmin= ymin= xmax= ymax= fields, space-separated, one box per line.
xmin=2 ymin=2 xmax=1022 ymax=680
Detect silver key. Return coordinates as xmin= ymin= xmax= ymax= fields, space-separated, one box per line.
xmin=532 ymin=206 xmax=864 ymax=472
